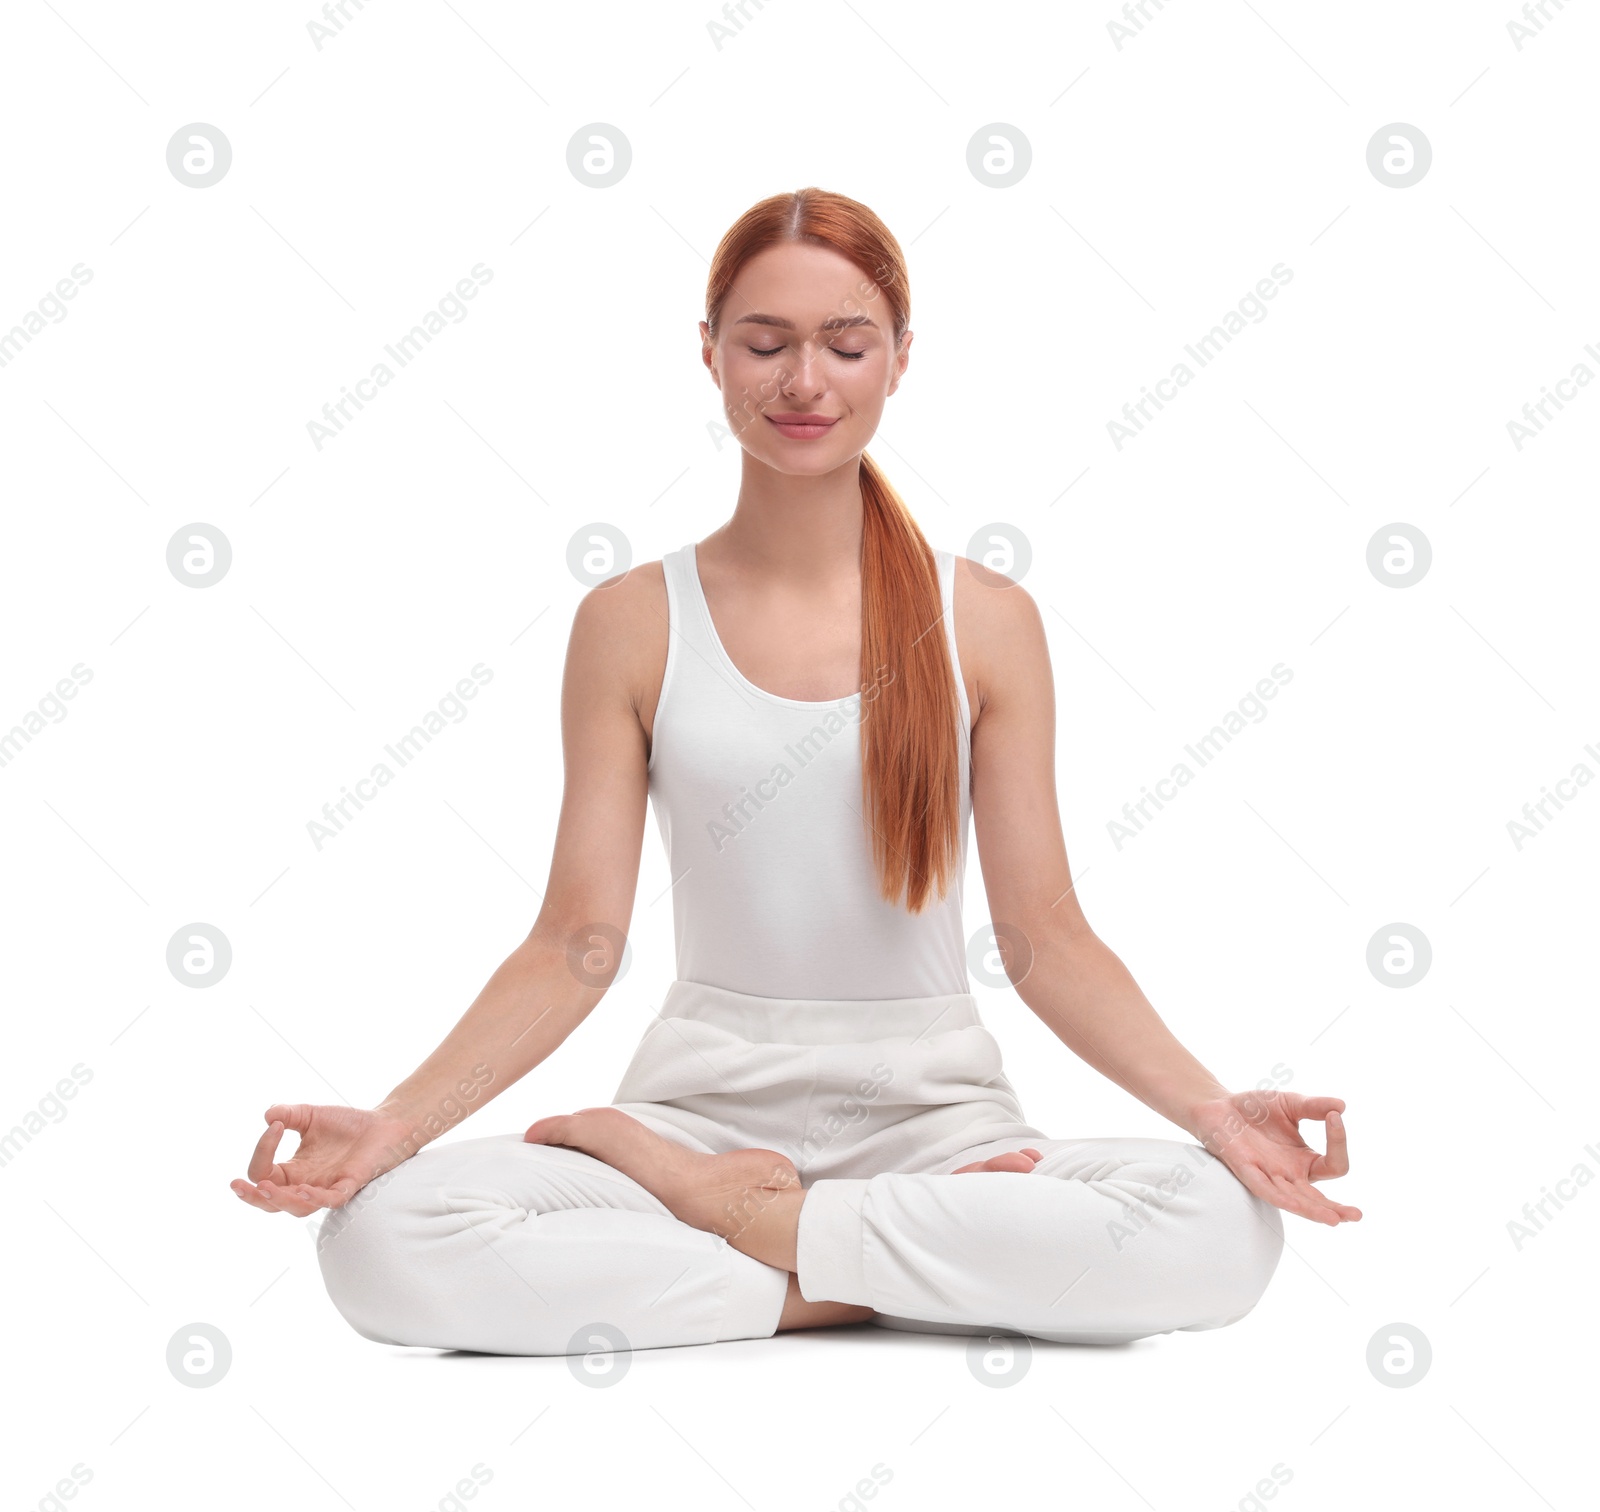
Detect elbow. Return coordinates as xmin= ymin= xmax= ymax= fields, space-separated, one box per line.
xmin=1007 ymin=913 xmax=1101 ymax=995
xmin=515 ymin=922 xmax=625 ymax=998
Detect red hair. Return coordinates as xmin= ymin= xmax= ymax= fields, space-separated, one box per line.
xmin=703 ymin=188 xmax=962 ymax=914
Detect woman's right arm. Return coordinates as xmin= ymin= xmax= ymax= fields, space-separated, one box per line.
xmin=231 ymin=566 xmax=664 ymax=1216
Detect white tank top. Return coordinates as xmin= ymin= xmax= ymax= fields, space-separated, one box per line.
xmin=647 ymin=541 xmax=972 ymax=1000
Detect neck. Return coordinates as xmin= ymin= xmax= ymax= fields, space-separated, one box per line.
xmin=710 ymin=453 xmax=866 ymax=582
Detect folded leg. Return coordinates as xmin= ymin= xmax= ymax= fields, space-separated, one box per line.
xmin=315 ymin=1132 xmax=789 ymax=1355
xmin=795 ymin=1135 xmax=1284 ymax=1345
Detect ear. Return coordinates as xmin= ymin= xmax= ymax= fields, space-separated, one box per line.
xmin=886 ymin=329 xmax=912 ymax=397
xmin=699 ymin=321 xmax=721 ymax=389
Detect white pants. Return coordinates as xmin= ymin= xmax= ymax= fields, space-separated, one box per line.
xmin=315 ymin=980 xmax=1285 ymax=1353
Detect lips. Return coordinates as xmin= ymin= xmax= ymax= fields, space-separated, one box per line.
xmin=765 ymin=413 xmax=839 ymax=439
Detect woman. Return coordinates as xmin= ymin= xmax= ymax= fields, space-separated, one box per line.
xmin=232 ymin=187 xmax=1360 ymax=1354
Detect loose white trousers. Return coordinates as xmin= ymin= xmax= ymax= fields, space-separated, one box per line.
xmin=316 ymin=980 xmax=1284 ymax=1353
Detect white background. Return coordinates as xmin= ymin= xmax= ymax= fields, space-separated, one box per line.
xmin=2 ymin=2 xmax=1595 ymax=1509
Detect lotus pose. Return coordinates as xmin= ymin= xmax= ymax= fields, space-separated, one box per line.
xmin=233 ymin=187 xmax=1359 ymax=1355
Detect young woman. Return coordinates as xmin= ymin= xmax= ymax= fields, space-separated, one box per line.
xmin=232 ymin=188 xmax=1360 ymax=1354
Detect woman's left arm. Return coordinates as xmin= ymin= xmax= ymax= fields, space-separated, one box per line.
xmin=959 ymin=559 xmax=1361 ymax=1227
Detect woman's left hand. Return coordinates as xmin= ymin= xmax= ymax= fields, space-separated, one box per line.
xmin=1188 ymin=1090 xmax=1363 ymax=1227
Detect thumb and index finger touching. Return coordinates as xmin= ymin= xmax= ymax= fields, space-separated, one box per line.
xmin=245 ymin=1103 xmax=315 ymax=1184
xmin=1273 ymin=1092 xmax=1357 ymax=1208
xmin=1275 ymin=1094 xmax=1349 ymax=1173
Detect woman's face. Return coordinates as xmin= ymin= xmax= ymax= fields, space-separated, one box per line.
xmin=701 ymin=241 xmax=910 ymax=474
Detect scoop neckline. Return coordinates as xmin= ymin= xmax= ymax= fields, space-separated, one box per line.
xmin=687 ymin=542 xmax=877 ymax=710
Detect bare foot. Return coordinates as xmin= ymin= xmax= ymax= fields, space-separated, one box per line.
xmin=525 ymin=1107 xmax=801 ymax=1263
xmin=953 ymin=1147 xmax=1044 ymax=1174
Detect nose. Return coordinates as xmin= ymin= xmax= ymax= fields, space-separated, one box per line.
xmin=778 ymin=340 xmax=827 ymax=399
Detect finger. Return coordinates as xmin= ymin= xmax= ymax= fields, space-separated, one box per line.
xmin=245 ymin=1119 xmax=287 ymax=1184
xmin=1238 ymin=1160 xmax=1338 ymax=1227
xmin=255 ymin=1105 xmax=313 ymax=1174
xmin=1021 ymin=1148 xmax=1043 ymax=1160
xmin=255 ymin=1179 xmax=306 ymax=1216
xmin=251 ymin=1179 xmax=291 ymax=1213
xmin=1269 ymin=1172 xmax=1354 ymax=1227
xmin=1291 ymin=1095 xmax=1347 ymax=1123
xmin=1309 ymin=1108 xmax=1350 ymax=1180
xmin=292 ymin=1182 xmax=351 ymax=1211
xmin=1253 ymin=1148 xmax=1351 ymax=1220
xmin=264 ymin=1103 xmax=316 ymax=1134
xmin=231 ymin=1179 xmax=276 ymax=1211
xmin=1263 ymin=1180 xmax=1336 ymax=1226
xmin=1303 ymin=1192 xmax=1361 ymax=1223
xmin=256 ymin=1180 xmax=318 ymax=1218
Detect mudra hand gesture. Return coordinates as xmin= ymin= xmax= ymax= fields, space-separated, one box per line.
xmin=1188 ymin=1090 xmax=1362 ymax=1227
xmin=231 ymin=1103 xmax=413 ymax=1216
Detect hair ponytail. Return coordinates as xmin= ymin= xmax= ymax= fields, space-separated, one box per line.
xmin=705 ymin=188 xmax=963 ymax=913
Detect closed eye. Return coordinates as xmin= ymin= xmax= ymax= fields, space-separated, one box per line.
xmin=747 ymin=345 xmax=866 ymax=360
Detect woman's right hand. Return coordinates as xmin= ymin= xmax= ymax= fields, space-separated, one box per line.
xmin=231 ymin=1103 xmax=417 ymax=1216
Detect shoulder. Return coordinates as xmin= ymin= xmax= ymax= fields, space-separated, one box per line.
xmin=946 ymin=551 xmax=1047 ymax=720
xmin=567 ymin=557 xmax=669 ymax=708
xmin=574 ymin=555 xmax=667 ymax=630
xmin=947 ymin=550 xmax=1044 ymax=640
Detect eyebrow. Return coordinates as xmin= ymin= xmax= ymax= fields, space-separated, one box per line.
xmin=731 ymin=313 xmax=879 ymax=332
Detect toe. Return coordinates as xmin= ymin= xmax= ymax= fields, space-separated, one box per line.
xmin=522 ymin=1114 xmax=568 ymax=1144
xmin=953 ymin=1151 xmax=1041 ymax=1174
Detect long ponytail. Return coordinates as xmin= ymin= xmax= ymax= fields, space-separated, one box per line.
xmin=705 ymin=188 xmax=963 ymax=913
